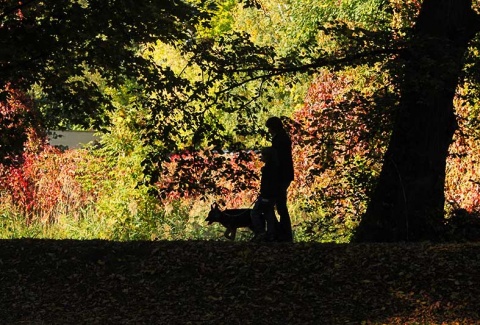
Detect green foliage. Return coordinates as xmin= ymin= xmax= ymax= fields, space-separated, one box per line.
xmin=1 ymin=0 xmax=206 ymax=130
xmin=0 ymin=211 xmax=39 ymax=238
xmin=195 ymin=0 xmax=238 ymax=37
xmin=236 ymin=0 xmax=392 ymax=51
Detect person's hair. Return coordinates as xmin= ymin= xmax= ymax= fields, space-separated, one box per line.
xmin=265 ymin=116 xmax=284 ymax=132
xmin=261 ymin=146 xmax=278 ymax=166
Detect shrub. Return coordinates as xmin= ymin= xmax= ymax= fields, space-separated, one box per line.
xmin=445 ymin=83 xmax=480 ymax=219
xmin=287 ymin=68 xmax=394 ymax=237
xmin=0 ymin=147 xmax=100 ymax=225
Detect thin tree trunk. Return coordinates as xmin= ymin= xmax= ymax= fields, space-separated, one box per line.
xmin=355 ymin=0 xmax=480 ymax=242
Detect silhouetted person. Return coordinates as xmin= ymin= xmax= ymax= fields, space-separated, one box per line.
xmin=265 ymin=116 xmax=294 ymax=242
xmin=251 ymin=147 xmax=279 ymax=242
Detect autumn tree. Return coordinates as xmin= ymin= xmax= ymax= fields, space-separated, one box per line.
xmin=354 ymin=0 xmax=480 ymax=241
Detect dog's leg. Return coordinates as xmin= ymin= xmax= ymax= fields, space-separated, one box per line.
xmin=230 ymin=228 xmax=237 ymax=241
xmin=224 ymin=228 xmax=238 ymax=240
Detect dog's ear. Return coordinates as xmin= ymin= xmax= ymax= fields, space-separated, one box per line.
xmin=205 ymin=210 xmax=214 ymax=225
xmin=205 ymin=215 xmax=213 ymax=224
xmin=211 ymin=202 xmax=219 ymax=210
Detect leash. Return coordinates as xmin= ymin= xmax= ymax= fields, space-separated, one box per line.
xmin=222 ymin=210 xmax=250 ymax=217
xmin=217 ymin=198 xmax=258 ymax=217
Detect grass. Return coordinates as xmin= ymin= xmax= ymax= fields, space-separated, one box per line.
xmin=0 ymin=197 xmax=353 ymax=243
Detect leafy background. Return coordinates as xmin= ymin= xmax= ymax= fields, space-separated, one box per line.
xmin=1 ymin=0 xmax=479 ymax=242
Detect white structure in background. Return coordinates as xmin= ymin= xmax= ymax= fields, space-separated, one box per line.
xmin=47 ymin=130 xmax=100 ymax=150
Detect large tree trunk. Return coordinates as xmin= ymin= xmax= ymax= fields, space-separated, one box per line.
xmin=355 ymin=0 xmax=480 ymax=242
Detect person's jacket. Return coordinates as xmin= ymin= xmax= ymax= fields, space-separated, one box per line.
xmin=271 ymin=129 xmax=294 ymax=183
xmin=259 ymin=163 xmax=280 ymax=200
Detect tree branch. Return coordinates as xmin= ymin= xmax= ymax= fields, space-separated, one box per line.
xmin=227 ymin=47 xmax=402 ymax=75
xmin=216 ymin=47 xmax=402 ymax=94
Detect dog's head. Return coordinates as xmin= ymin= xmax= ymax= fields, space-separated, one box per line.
xmin=205 ymin=202 xmax=222 ymax=225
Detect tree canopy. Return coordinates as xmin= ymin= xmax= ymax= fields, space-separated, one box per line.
xmin=1 ymin=0 xmax=205 ymax=128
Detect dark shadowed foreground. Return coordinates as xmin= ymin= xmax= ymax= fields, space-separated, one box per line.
xmin=1 ymin=240 xmax=479 ymax=324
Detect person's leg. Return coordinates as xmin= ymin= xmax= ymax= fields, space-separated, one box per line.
xmin=250 ymin=199 xmax=266 ymax=237
xmin=264 ymin=202 xmax=277 ymax=241
xmin=276 ymin=182 xmax=293 ymax=242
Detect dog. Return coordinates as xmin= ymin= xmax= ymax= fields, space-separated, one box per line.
xmin=205 ymin=202 xmax=253 ymax=240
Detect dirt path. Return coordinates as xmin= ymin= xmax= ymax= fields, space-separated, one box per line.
xmin=1 ymin=239 xmax=480 ymax=324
